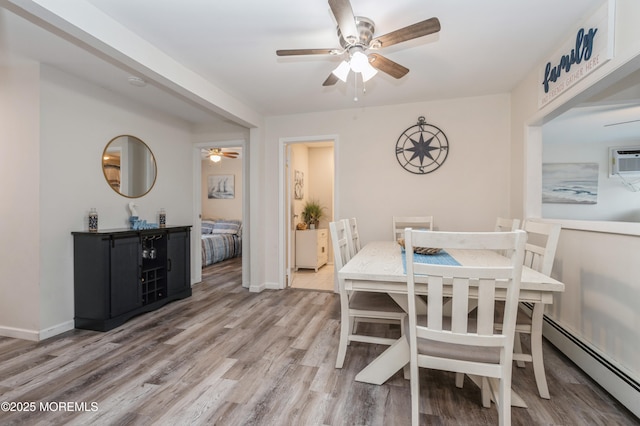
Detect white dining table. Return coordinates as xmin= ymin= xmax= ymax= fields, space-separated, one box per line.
xmin=338 ymin=240 xmax=565 ymax=407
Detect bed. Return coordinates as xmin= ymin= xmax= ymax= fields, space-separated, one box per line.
xmin=201 ymin=219 xmax=242 ymax=267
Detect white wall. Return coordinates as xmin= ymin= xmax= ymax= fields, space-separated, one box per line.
xmin=549 ymin=228 xmax=640 ymax=367
xmin=0 ymin=60 xmax=41 ymax=338
xmin=308 ymin=146 xmax=334 ymax=232
xmin=0 ymin=61 xmax=197 ymax=339
xmin=510 ymin=0 xmax=640 ymax=414
xmin=264 ymin=94 xmax=512 ymax=286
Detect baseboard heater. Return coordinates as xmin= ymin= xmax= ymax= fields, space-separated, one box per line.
xmin=521 ymin=302 xmax=639 ymax=418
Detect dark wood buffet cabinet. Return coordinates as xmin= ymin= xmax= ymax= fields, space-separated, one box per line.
xmin=72 ymin=226 xmax=191 ymax=331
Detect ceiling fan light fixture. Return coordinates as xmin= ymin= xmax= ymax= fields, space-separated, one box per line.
xmin=360 ymin=62 xmax=378 ymax=82
xmin=276 ymin=1 xmax=442 ymax=89
xmin=209 ymin=154 xmax=222 ymax=163
xmin=349 ymin=49 xmax=369 ymax=73
xmin=332 ymin=60 xmax=350 ymax=82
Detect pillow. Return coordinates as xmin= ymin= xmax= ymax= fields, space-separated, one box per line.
xmin=201 ymin=220 xmax=216 ymax=235
xmin=211 ymin=220 xmax=241 ymax=235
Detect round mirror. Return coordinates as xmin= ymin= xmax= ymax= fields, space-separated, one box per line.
xmin=102 ymin=135 xmax=157 ymax=198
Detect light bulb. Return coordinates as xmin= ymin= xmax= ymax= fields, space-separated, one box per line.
xmin=210 ymin=155 xmax=221 ymax=163
xmin=350 ymin=50 xmax=369 ymax=73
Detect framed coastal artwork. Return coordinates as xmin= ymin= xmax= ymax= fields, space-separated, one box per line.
xmin=208 ymin=174 xmax=235 ymax=199
xmin=542 ymin=163 xmax=598 ymax=204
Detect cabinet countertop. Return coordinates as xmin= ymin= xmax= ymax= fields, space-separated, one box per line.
xmin=72 ymin=225 xmax=191 ymax=236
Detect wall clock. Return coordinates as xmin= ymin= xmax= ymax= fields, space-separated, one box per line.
xmin=395 ymin=116 xmax=449 ymax=174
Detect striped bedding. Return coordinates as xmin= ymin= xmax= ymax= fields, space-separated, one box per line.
xmin=201 ymin=233 xmax=242 ymax=266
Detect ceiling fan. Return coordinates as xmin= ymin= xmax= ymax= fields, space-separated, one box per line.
xmin=202 ymin=148 xmax=239 ymax=162
xmin=604 ymin=119 xmax=640 ymax=127
xmin=276 ymin=0 xmax=441 ymax=87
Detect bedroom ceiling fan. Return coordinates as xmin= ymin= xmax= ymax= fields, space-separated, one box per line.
xmin=202 ymin=148 xmax=239 ymax=162
xmin=276 ymin=0 xmax=441 ymax=88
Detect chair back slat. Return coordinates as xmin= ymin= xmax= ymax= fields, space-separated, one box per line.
xmin=426 ymin=278 xmax=443 ymax=330
xmin=343 ymin=218 xmax=361 ymax=258
xmin=451 ymin=278 xmax=470 ymax=333
xmin=476 ymin=282 xmax=496 ymax=335
xmin=329 ymin=220 xmax=351 ymax=270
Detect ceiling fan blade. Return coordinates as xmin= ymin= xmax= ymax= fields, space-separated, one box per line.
xmin=372 ymin=17 xmax=441 ymax=48
xmin=328 ymin=0 xmax=358 ymax=43
xmin=323 ymin=73 xmax=339 ymax=86
xmin=276 ymin=48 xmax=336 ymax=56
xmin=369 ymin=53 xmax=409 ymax=79
xmin=604 ymin=119 xmax=640 ymax=127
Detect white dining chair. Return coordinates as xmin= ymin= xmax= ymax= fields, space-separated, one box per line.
xmin=495 ymin=217 xmax=520 ymax=232
xmin=512 ymin=220 xmax=561 ymax=399
xmin=520 ymin=220 xmax=560 ymax=277
xmin=343 ymin=217 xmax=361 ymax=258
xmin=494 ymin=217 xmax=521 ymax=257
xmin=404 ymin=228 xmax=526 ymax=426
xmin=494 ymin=219 xmax=561 ymax=399
xmin=330 ymin=220 xmax=407 ymax=369
xmin=392 ymin=216 xmax=433 ymax=241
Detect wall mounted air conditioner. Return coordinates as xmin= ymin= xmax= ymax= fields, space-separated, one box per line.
xmin=609 ymin=146 xmax=640 ymax=177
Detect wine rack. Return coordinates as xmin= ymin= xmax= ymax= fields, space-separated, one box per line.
xmin=141 ymin=266 xmax=166 ymax=305
xmin=72 ymin=226 xmax=191 ymax=331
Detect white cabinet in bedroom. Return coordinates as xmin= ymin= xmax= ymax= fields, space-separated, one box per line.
xmin=295 ymin=229 xmax=328 ymax=272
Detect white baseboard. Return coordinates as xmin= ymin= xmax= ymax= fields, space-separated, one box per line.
xmin=249 ymin=282 xmax=266 ymax=292
xmin=0 ymin=325 xmax=39 ymax=341
xmin=540 ymin=313 xmax=640 ymax=419
xmin=1 ymin=320 xmax=75 ymax=341
xmin=250 ymin=282 xmax=281 ymax=292
xmin=264 ymin=282 xmax=281 ymax=290
xmin=39 ymin=320 xmax=74 ymax=340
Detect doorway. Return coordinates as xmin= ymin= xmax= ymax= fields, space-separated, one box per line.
xmin=194 ymin=140 xmax=249 ymax=288
xmin=281 ymin=138 xmax=336 ymax=292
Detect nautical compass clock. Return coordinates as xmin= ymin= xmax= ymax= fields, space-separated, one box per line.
xmin=395 ymin=116 xmax=449 ymax=174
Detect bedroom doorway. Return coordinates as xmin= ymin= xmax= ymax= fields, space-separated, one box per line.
xmin=282 ymin=138 xmax=336 ymax=292
xmin=194 ymin=140 xmax=248 ymax=288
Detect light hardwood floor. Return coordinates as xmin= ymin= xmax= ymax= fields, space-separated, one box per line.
xmin=0 ymin=256 xmax=637 ymax=425
xmin=291 ymin=263 xmax=334 ymax=292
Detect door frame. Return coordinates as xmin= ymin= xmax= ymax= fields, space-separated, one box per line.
xmin=193 ymin=139 xmax=249 ymax=287
xmin=278 ymin=134 xmax=338 ymax=290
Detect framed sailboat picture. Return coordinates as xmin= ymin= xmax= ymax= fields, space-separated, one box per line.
xmin=208 ymin=174 xmax=235 ymax=199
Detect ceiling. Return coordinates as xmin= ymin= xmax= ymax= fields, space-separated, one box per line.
xmin=2 ymin=0 xmax=639 ymax=131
